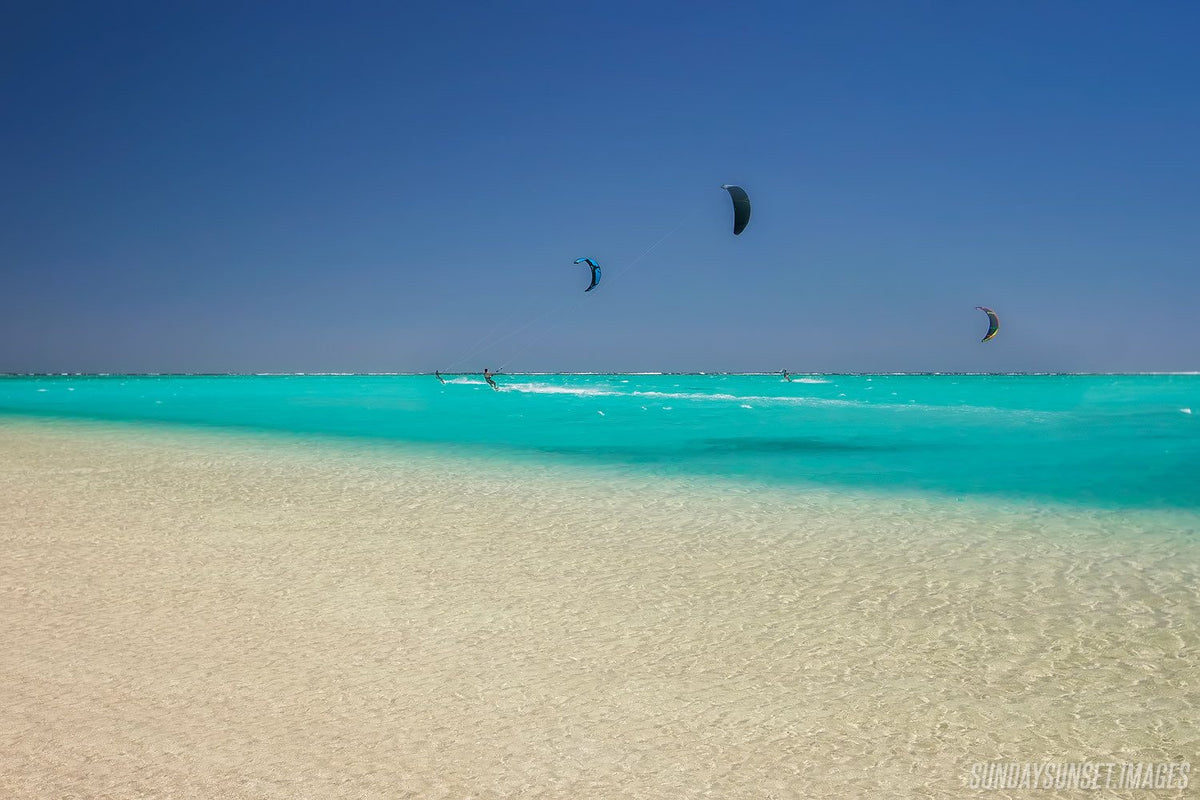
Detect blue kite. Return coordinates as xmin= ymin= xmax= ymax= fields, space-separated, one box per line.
xmin=574 ymin=257 xmax=601 ymax=292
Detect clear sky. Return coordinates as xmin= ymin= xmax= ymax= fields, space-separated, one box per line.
xmin=3 ymin=1 xmax=1198 ymax=373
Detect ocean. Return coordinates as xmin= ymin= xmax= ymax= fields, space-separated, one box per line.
xmin=2 ymin=372 xmax=1197 ymax=509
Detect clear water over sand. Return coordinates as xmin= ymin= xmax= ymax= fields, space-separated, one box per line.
xmin=2 ymin=410 xmax=1197 ymax=798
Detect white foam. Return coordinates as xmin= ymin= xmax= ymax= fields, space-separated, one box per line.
xmin=502 ymin=383 xmax=616 ymax=397
xmin=632 ymin=390 xmax=745 ymax=402
xmin=451 ymin=380 xmax=1064 ymax=419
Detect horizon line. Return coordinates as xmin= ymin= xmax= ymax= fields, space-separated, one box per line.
xmin=3 ymin=372 xmax=1199 ymax=378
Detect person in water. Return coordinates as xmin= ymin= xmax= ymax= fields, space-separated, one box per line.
xmin=782 ymin=369 xmax=792 ymax=382
xmin=484 ymin=368 xmax=498 ymax=391
xmin=435 ymin=370 xmax=445 ymax=384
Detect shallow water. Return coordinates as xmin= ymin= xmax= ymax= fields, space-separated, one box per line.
xmin=1 ymin=418 xmax=1197 ymax=798
xmin=2 ymin=373 xmax=1198 ymax=509
xmin=3 ymin=375 xmax=1198 ymax=797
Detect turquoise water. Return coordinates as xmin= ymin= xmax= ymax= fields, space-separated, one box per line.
xmin=2 ymin=373 xmax=1198 ymax=509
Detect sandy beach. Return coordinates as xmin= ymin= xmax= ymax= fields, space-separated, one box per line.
xmin=2 ymin=418 xmax=1197 ymax=798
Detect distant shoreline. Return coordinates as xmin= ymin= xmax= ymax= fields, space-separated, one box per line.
xmin=4 ymin=371 xmax=1200 ymax=377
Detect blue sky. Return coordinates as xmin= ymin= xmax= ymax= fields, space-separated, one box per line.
xmin=2 ymin=1 xmax=1197 ymax=373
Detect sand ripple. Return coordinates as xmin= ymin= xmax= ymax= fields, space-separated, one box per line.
xmin=1 ymin=419 xmax=1197 ymax=798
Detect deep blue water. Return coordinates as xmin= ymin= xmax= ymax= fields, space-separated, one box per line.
xmin=2 ymin=373 xmax=1198 ymax=509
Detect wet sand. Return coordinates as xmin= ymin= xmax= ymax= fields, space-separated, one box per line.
xmin=1 ymin=418 xmax=1197 ymax=798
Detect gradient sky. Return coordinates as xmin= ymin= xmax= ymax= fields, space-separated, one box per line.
xmin=3 ymin=1 xmax=1198 ymax=373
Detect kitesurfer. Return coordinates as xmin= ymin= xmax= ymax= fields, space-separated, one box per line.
xmin=435 ymin=370 xmax=445 ymax=384
xmin=782 ymin=370 xmax=792 ymax=382
xmin=484 ymin=368 xmax=498 ymax=391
